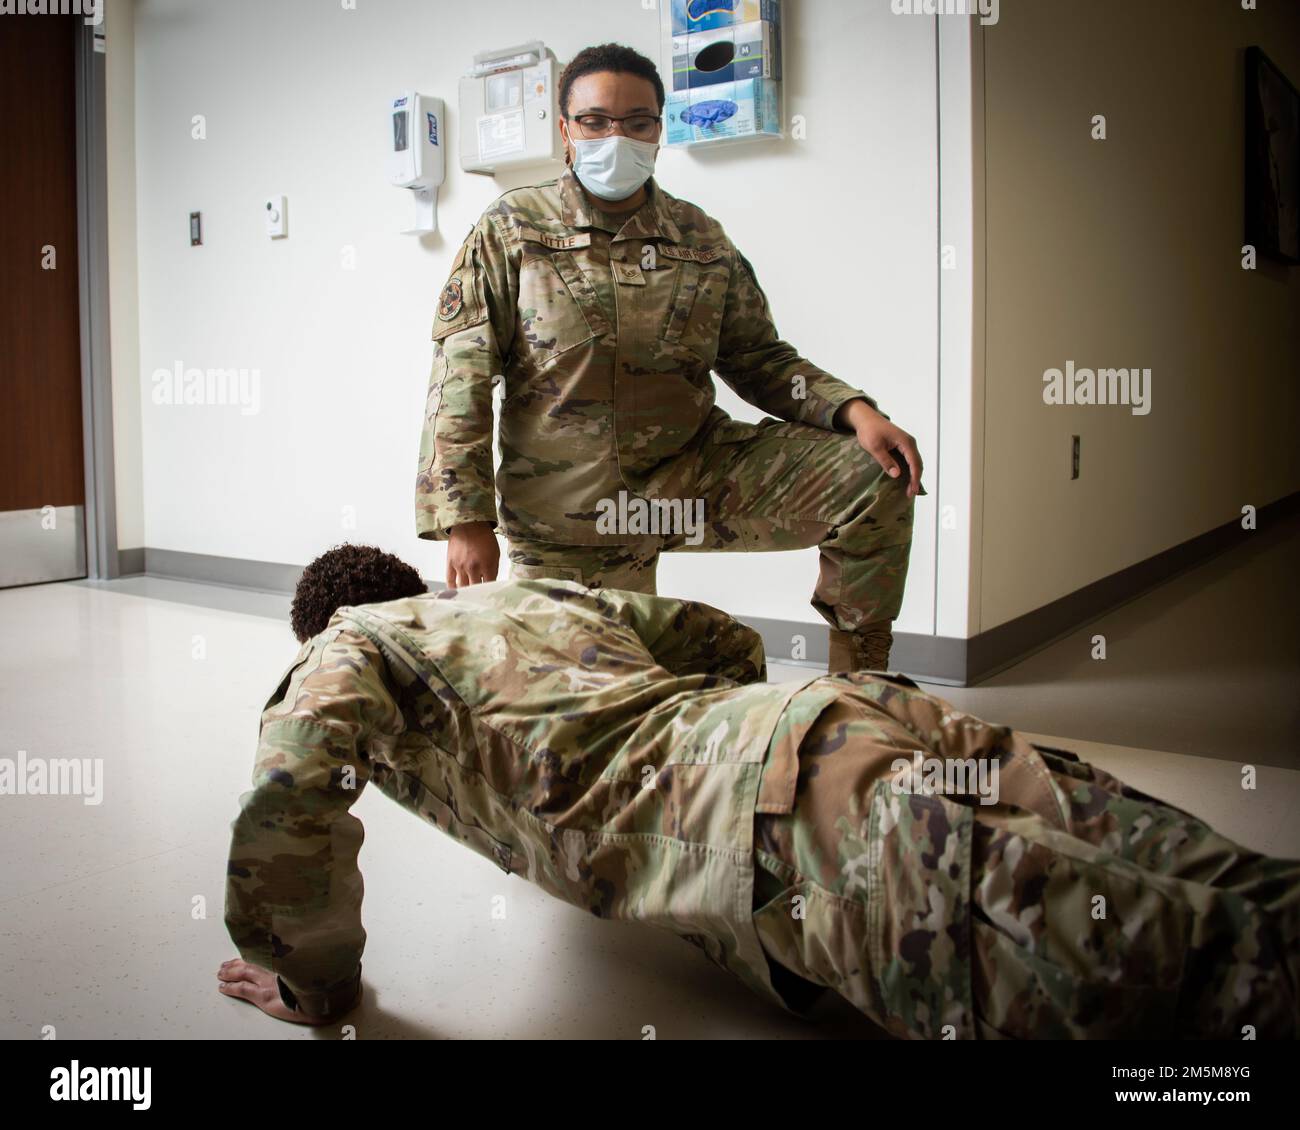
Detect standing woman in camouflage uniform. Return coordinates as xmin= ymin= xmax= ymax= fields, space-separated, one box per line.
xmin=416 ymin=44 xmax=924 ymax=670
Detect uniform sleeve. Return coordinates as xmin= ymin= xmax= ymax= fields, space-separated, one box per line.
xmin=415 ymin=210 xmax=518 ymax=541
xmin=713 ymin=239 xmax=888 ymax=430
xmin=599 ymin=589 xmax=767 ymax=685
xmin=224 ymin=629 xmax=400 ymax=1021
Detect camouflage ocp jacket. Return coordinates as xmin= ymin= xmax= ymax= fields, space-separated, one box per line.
xmin=224 ymin=580 xmax=845 ymax=1019
xmin=414 ymin=169 xmax=876 ymax=547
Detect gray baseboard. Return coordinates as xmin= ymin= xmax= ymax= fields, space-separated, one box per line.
xmin=116 ymin=546 xmax=145 ymax=576
xmin=114 ymin=491 xmax=1297 ymax=686
xmin=137 ymin=547 xmax=304 ymax=592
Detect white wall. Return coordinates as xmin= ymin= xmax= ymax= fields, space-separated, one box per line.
xmin=125 ymin=0 xmax=946 ymax=636
xmin=978 ymin=0 xmax=1300 ymax=631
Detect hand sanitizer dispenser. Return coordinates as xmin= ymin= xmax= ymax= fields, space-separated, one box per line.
xmin=389 ymin=92 xmax=445 ymax=234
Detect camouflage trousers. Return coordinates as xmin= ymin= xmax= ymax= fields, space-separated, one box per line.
xmin=506 ymin=419 xmax=921 ymax=631
xmin=751 ymin=673 xmax=1300 ymax=1040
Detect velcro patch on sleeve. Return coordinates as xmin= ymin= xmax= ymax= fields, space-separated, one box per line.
xmin=432 ymin=230 xmax=487 ymax=340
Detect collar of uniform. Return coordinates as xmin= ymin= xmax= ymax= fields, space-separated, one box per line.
xmin=558 ymin=167 xmax=597 ymax=230
xmin=615 ymin=177 xmax=682 ymax=244
xmin=558 ymin=169 xmax=682 ymax=244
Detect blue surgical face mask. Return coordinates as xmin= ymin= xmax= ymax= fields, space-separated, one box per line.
xmin=569 ymin=135 xmax=658 ymax=201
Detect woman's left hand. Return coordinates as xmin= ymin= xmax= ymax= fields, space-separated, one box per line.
xmin=837 ymin=399 xmax=924 ymax=499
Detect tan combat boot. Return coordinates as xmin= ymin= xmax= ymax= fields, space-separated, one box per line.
xmin=827 ymin=622 xmax=894 ymax=673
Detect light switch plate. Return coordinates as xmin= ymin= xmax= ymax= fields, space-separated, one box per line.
xmin=265 ymin=195 xmax=288 ymax=239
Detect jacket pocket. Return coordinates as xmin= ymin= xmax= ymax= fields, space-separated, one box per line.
xmin=517 ymin=239 xmax=608 ymax=371
xmin=755 ymin=681 xmax=844 ymax=815
xmin=509 ymin=561 xmax=584 ymax=583
xmin=661 ymin=247 xmax=731 ymax=365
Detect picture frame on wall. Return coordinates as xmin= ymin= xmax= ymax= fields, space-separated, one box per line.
xmin=1245 ymin=46 xmax=1300 ymax=265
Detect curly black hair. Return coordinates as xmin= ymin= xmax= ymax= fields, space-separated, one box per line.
xmin=558 ymin=42 xmax=665 ymax=118
xmin=290 ymin=543 xmax=428 ymax=642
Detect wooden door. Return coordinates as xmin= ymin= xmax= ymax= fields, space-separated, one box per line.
xmin=0 ymin=13 xmax=87 ymax=587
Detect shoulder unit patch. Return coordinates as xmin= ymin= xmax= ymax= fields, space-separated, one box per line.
xmin=438 ymin=278 xmax=464 ymax=320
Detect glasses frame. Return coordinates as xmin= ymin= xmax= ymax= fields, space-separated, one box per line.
xmin=565 ymin=111 xmax=663 ymax=140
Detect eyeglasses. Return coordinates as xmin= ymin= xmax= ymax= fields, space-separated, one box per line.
xmin=568 ymin=112 xmax=662 ymax=140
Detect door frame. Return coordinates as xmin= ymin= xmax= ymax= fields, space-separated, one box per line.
xmin=74 ymin=18 xmax=117 ymax=580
